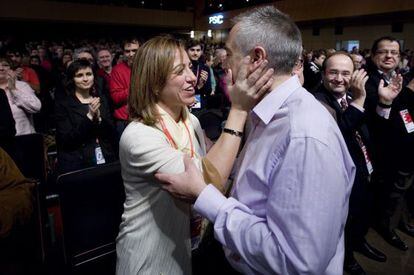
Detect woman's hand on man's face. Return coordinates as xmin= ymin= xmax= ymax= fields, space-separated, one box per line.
xmin=227 ymin=56 xmax=274 ymax=112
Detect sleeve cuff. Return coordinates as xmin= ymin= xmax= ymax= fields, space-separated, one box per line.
xmin=194 ymin=184 xmax=228 ymax=223
xmin=376 ymin=105 xmax=391 ymax=119
xmin=350 ymin=102 xmax=364 ymax=113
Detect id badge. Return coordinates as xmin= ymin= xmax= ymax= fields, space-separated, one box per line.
xmin=95 ymin=146 xmax=106 ymax=164
xmin=400 ymin=109 xmax=414 ymax=133
xmin=360 ymin=144 xmax=374 ymax=175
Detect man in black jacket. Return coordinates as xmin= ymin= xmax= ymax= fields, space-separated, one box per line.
xmin=186 ymin=40 xmax=212 ymax=109
xmin=364 ymin=36 xmax=414 ymax=251
xmin=315 ymin=52 xmax=392 ymax=275
xmin=303 ymin=49 xmax=326 ymax=93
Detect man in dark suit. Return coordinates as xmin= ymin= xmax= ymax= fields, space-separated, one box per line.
xmin=315 ymin=52 xmax=392 ymax=275
xmin=364 ymin=37 xmax=414 ymax=251
xmin=303 ymin=49 xmax=326 ymax=93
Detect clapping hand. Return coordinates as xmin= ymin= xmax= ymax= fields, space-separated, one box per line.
xmin=197 ymin=70 xmax=209 ymax=89
xmin=378 ymin=74 xmax=403 ymax=105
xmin=350 ymin=69 xmax=369 ymax=107
xmin=7 ymin=69 xmax=17 ymax=91
xmin=15 ymin=68 xmax=24 ymax=80
xmin=226 ymin=56 xmax=274 ymax=112
xmin=87 ymin=97 xmax=101 ymax=121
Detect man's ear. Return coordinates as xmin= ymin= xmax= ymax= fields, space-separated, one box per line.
xmin=250 ymin=46 xmax=267 ymax=65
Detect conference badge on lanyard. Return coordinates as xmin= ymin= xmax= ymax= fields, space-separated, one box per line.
xmin=95 ymin=139 xmax=106 ymax=165
xmin=355 ymin=131 xmax=373 ymax=175
xmin=400 ymin=109 xmax=414 ymax=133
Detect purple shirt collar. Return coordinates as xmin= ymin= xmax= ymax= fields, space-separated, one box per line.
xmin=253 ymin=75 xmax=301 ymax=125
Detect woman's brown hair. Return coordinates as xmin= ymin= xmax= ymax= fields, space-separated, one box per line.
xmin=129 ymin=35 xmax=186 ymax=126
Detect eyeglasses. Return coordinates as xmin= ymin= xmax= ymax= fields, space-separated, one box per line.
xmin=375 ymin=50 xmax=400 ymax=56
xmin=326 ymin=70 xmax=351 ymax=78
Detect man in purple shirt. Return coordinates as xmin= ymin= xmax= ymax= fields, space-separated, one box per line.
xmin=156 ymin=6 xmax=355 ymax=274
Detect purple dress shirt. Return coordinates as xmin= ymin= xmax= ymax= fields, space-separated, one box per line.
xmin=194 ymin=75 xmax=355 ymax=275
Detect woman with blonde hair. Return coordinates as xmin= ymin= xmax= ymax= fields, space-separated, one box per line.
xmin=116 ymin=35 xmax=273 ymax=274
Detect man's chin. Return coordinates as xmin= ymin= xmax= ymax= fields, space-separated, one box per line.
xmin=382 ymin=65 xmax=396 ymax=70
xmin=331 ymin=89 xmax=346 ymax=95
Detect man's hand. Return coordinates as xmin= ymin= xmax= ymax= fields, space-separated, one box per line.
xmin=378 ymin=74 xmax=403 ymax=105
xmin=407 ymin=77 xmax=414 ymax=92
xmin=227 ymin=56 xmax=274 ymax=112
xmin=15 ymin=67 xmax=24 ymax=81
xmin=197 ymin=70 xmax=208 ymax=89
xmin=155 ymin=155 xmax=207 ymax=203
xmin=7 ymin=70 xmax=17 ymax=91
xmin=350 ymin=69 xmax=368 ymax=108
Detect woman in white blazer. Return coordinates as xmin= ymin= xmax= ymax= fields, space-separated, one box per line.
xmin=116 ymin=35 xmax=273 ymax=275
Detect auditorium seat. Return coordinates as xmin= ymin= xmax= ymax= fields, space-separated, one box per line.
xmin=57 ymin=161 xmax=125 ymax=275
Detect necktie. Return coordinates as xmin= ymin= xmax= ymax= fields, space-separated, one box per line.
xmin=340 ymin=98 xmax=348 ymax=111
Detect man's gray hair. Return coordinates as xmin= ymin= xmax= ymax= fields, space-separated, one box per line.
xmin=73 ymin=47 xmax=95 ymax=60
xmin=232 ymin=6 xmax=302 ymax=75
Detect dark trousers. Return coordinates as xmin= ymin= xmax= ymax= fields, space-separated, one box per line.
xmin=345 ymin=175 xmax=372 ymax=260
xmin=405 ymin=184 xmax=414 ymax=224
xmin=374 ymin=171 xmax=414 ymax=231
xmin=192 ymin=224 xmax=241 ymax=275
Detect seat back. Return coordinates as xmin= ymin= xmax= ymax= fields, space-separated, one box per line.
xmin=0 ymin=134 xmax=47 ymax=267
xmin=57 ymin=162 xmax=125 ymax=274
xmin=1 ymin=133 xmax=46 ymax=182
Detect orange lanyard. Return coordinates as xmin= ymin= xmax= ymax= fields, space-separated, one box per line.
xmin=159 ymin=118 xmax=195 ymax=158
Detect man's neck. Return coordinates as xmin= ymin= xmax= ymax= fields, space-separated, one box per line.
xmin=333 ymin=92 xmax=346 ymax=100
xmin=104 ymin=66 xmax=112 ymax=74
xmin=378 ymin=68 xmax=395 ymax=80
xmin=269 ymin=74 xmax=292 ymax=92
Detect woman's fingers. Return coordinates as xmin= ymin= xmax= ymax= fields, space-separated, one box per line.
xmin=246 ymin=60 xmax=268 ymax=87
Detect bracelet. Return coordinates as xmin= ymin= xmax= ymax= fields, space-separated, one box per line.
xmin=378 ymin=102 xmax=392 ymax=108
xmin=223 ymin=128 xmax=243 ymax=138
